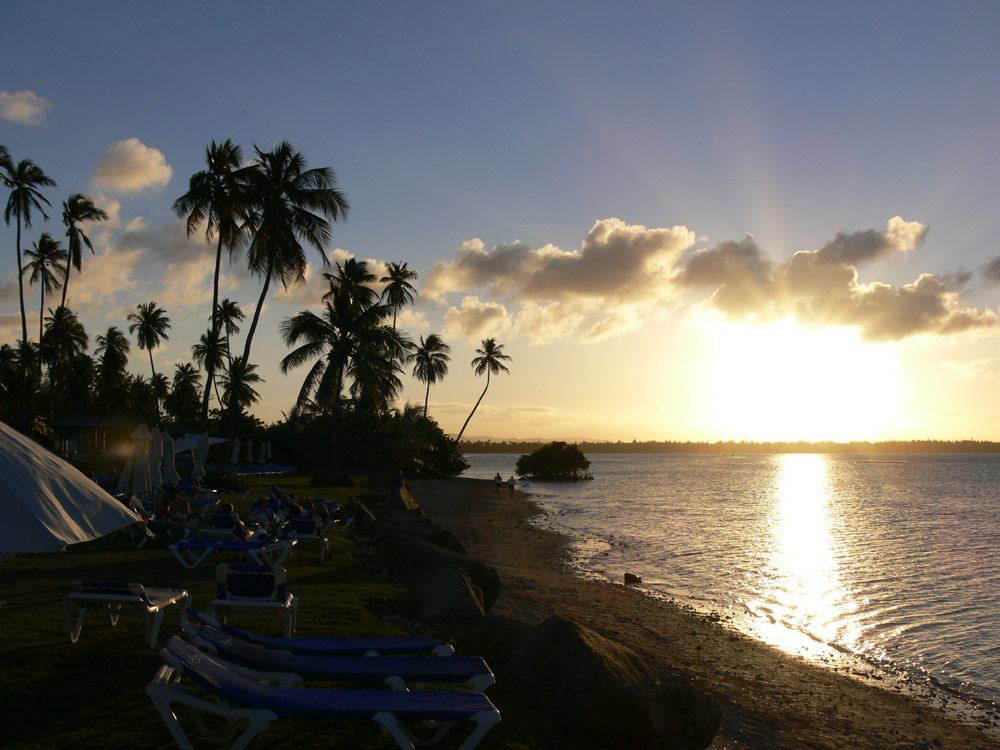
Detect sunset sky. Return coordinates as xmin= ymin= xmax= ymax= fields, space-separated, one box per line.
xmin=4 ymin=2 xmax=1000 ymax=442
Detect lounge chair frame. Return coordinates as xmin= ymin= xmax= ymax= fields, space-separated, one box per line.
xmin=207 ymin=564 xmax=298 ymax=638
xmin=168 ymin=536 xmax=295 ymax=569
xmin=146 ymin=637 xmax=501 ymax=750
xmin=63 ymin=581 xmax=191 ymax=647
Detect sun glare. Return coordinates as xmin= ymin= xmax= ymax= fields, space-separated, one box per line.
xmin=703 ymin=321 xmax=900 ymax=442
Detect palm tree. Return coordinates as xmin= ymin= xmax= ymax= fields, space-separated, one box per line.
xmin=455 ymin=338 xmax=512 ymax=443
xmin=94 ymin=326 xmax=130 ymax=415
xmin=173 ymin=140 xmax=247 ymax=429
xmin=380 ymin=261 xmax=419 ymax=329
xmin=323 ymin=257 xmax=377 ymax=306
xmin=127 ymin=301 xmax=171 ymax=423
xmin=165 ymin=362 xmax=202 ymax=424
xmin=409 ymin=333 xmax=450 ymax=417
xmin=218 ymin=356 xmax=262 ymax=413
xmin=60 ymin=194 xmax=109 ymax=308
xmin=192 ymin=328 xmax=229 ymax=410
xmin=215 ymin=298 xmax=244 ymax=368
xmin=279 ymin=284 xmax=402 ymax=467
xmin=41 ymin=306 xmax=88 ymax=421
xmin=23 ymin=233 xmax=67 ymax=341
xmin=4 ymin=157 xmax=56 ymax=346
xmin=229 ymin=141 xmax=349 ymax=436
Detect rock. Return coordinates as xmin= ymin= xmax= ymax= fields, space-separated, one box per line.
xmin=388 ymin=484 xmax=423 ymax=512
xmin=501 ymin=615 xmax=720 ymax=749
xmin=351 ymin=499 xmax=466 ymax=553
xmin=457 ymin=615 xmax=535 ymax=673
xmin=624 ymin=572 xmax=642 ymax=584
xmin=373 ymin=533 xmax=501 ymax=610
xmin=407 ymin=566 xmax=484 ymax=624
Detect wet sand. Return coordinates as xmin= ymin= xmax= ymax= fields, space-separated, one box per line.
xmin=411 ymin=477 xmax=997 ymax=749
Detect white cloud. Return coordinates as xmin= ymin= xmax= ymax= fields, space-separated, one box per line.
xmin=940 ymin=358 xmax=1000 ymax=380
xmin=0 ymin=89 xmax=51 ymax=125
xmin=443 ymin=296 xmax=514 ymax=341
xmin=92 ymin=138 xmax=173 ymax=193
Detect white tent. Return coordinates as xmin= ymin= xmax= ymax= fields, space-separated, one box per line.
xmin=0 ymin=420 xmax=140 ymax=554
xmin=162 ymin=433 xmax=181 ymax=486
xmin=149 ymin=426 xmax=163 ymax=489
xmin=119 ymin=424 xmax=152 ymax=497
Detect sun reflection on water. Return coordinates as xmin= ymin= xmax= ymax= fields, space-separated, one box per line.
xmin=747 ymin=454 xmax=858 ymax=659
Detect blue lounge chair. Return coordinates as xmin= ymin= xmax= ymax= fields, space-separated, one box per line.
xmin=279 ymin=515 xmax=330 ymax=561
xmin=147 ymin=636 xmax=501 ymax=750
xmin=187 ymin=622 xmax=495 ymax=691
xmin=169 ymin=536 xmax=295 ymax=569
xmin=63 ymin=581 xmax=191 ymax=648
xmin=186 ymin=608 xmax=455 ymax=656
xmin=208 ymin=564 xmax=298 ymax=637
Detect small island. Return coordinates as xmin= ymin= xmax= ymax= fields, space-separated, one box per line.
xmin=515 ymin=440 xmax=593 ymax=480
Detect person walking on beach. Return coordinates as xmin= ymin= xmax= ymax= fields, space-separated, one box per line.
xmin=508 ymin=474 xmax=516 ymax=498
xmin=494 ymin=472 xmax=503 ymax=496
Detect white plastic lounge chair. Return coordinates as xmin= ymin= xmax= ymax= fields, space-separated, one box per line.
xmin=63 ymin=581 xmax=191 ymax=647
xmin=187 ymin=622 xmax=495 ymax=691
xmin=186 ymin=608 xmax=456 ymax=656
xmin=147 ymin=636 xmax=501 ymax=750
xmin=169 ymin=536 xmax=295 ymax=569
xmin=200 ymin=510 xmax=246 ymax=540
xmin=279 ymin=515 xmax=330 ymax=561
xmin=207 ymin=564 xmax=298 ymax=638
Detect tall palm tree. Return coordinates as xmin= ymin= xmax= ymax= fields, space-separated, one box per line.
xmin=173 ymin=140 xmax=247 ymax=429
xmin=215 ymin=297 xmax=244 ymax=369
xmin=4 ymin=157 xmax=56 ymax=346
xmin=279 ymin=284 xmax=402 ymax=467
xmin=380 ymin=261 xmax=419 ymax=329
xmin=229 ymin=140 xmax=349 ymax=436
xmin=41 ymin=306 xmax=88 ymax=421
xmin=455 ymin=338 xmax=512 ymax=443
xmin=192 ymin=328 xmax=228 ymax=410
xmin=323 ymin=257 xmax=377 ymax=306
xmin=60 ymin=194 xmax=109 ymax=308
xmin=94 ymin=326 xmax=130 ymax=415
xmin=218 ymin=356 xmax=262 ymax=413
xmin=23 ymin=233 xmax=67 ymax=341
xmin=165 ymin=362 xmax=202 ymax=424
xmin=409 ymin=333 xmax=450 ymax=417
xmin=127 ymin=301 xmax=171 ymax=423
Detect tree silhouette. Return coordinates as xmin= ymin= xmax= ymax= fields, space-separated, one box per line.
xmin=455 ymin=338 xmax=511 ymax=443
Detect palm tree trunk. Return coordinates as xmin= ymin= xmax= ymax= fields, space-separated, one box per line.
xmin=148 ymin=348 xmax=160 ymax=424
xmin=60 ymin=255 xmax=71 ymax=308
xmin=15 ymin=220 xmax=28 ymax=428
xmin=455 ymin=371 xmax=490 ymax=443
xmin=201 ymin=234 xmax=225 ymax=432
xmin=424 ymin=380 xmax=431 ymax=417
xmin=228 ymin=261 xmax=272 ymax=439
xmin=38 ymin=285 xmax=45 ymax=342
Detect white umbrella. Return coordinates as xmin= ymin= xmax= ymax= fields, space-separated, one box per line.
xmin=191 ymin=432 xmax=210 ymax=482
xmin=265 ymin=441 xmax=272 ymax=462
xmin=257 ymin=442 xmax=266 ymax=465
xmin=228 ymin=437 xmax=241 ymax=468
xmin=116 ymin=449 xmax=135 ymax=495
xmin=120 ymin=424 xmax=152 ymax=497
xmin=0 ymin=420 xmax=140 ymax=554
xmin=149 ymin=426 xmax=163 ymax=489
xmin=246 ymin=439 xmax=254 ymax=465
xmin=162 ymin=433 xmax=181 ymax=486
xmin=173 ymin=434 xmax=229 ymax=453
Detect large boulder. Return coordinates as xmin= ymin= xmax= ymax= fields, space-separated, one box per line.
xmin=373 ymin=533 xmax=501 ymax=610
xmin=351 ymin=499 xmax=466 ymax=553
xmin=501 ymin=616 xmax=720 ymax=749
xmin=407 ymin=566 xmax=485 ymax=624
xmin=457 ymin=614 xmax=536 ymax=673
xmin=388 ymin=484 xmax=422 ymax=512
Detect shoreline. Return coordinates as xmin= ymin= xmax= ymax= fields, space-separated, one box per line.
xmin=411 ymin=476 xmax=997 ymax=749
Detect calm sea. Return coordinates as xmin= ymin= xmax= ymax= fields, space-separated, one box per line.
xmin=465 ymin=453 xmax=1000 ymax=723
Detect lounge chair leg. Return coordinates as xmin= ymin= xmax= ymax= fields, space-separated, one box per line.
xmin=107 ymin=603 xmax=122 ymax=627
xmin=373 ymin=711 xmax=417 ymax=750
xmin=64 ymin=601 xmax=87 ymax=643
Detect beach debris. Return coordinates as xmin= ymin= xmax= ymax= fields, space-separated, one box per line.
xmin=624 ymin=572 xmax=642 ymax=584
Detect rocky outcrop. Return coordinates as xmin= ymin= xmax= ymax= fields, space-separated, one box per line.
xmin=349 ymin=498 xmax=465 ymax=552
xmin=502 ymin=615 xmax=721 ymax=750
xmin=373 ymin=533 xmax=501 ymax=610
xmin=407 ymin=566 xmax=485 ymax=623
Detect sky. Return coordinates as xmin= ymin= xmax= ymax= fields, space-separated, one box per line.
xmin=4 ymin=1 xmax=1000 ymax=443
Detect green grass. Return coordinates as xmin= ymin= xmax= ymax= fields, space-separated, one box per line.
xmin=0 ymin=475 xmax=544 ymax=749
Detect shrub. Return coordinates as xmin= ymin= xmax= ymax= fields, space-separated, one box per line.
xmin=515 ymin=441 xmax=593 ymax=481
xmin=202 ymin=468 xmax=247 ymax=490
xmin=311 ymin=468 xmax=357 ymax=487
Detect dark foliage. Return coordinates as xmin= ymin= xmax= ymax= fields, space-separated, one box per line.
xmin=516 ymin=441 xmax=592 ymax=481
xmin=311 ymin=468 xmax=357 ymax=487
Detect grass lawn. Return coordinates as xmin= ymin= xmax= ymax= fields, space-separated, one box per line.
xmin=0 ymin=474 xmax=536 ymax=749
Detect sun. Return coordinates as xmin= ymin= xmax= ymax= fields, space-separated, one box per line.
xmin=702 ymin=320 xmax=900 ymax=442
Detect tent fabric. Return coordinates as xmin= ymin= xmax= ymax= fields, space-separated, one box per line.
xmin=0 ymin=420 xmax=140 ymax=553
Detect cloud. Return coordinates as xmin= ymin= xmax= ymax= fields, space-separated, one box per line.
xmin=443 ymin=296 xmax=514 ymax=341
xmin=940 ymin=358 xmax=1000 ymax=380
xmin=677 ymin=217 xmax=991 ymax=341
xmin=0 ymin=90 xmax=51 ymax=125
xmin=0 ymin=279 xmax=18 ymax=306
xmin=92 ymin=138 xmax=173 ymax=193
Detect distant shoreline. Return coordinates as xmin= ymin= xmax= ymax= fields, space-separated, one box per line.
xmin=461 ymin=439 xmax=1000 ymax=454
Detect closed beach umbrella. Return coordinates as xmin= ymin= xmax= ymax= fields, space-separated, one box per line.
xmin=265 ymin=441 xmax=272 ymax=462
xmin=116 ymin=450 xmax=135 ymax=495
xmin=0 ymin=420 xmax=140 ymax=554
xmin=162 ymin=433 xmax=181 ymax=486
xmin=246 ymin=439 xmax=254 ymax=465
xmin=191 ymin=432 xmax=210 ymax=482
xmin=229 ymin=437 xmax=241 ymax=468
xmin=149 ymin=426 xmax=163 ymax=489
xmin=120 ymin=424 xmax=152 ymax=497
xmin=257 ymin=442 xmax=266 ymax=465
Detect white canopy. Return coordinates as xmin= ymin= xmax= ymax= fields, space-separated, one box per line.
xmin=173 ymin=433 xmax=229 ymax=453
xmin=0 ymin=420 xmax=140 ymax=554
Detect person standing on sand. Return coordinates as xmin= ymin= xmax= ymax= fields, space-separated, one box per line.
xmin=494 ymin=472 xmax=503 ymax=496
xmin=508 ymin=475 xmax=516 ymax=498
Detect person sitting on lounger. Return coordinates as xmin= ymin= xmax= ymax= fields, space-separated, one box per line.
xmin=165 ymin=487 xmax=191 ymax=525
xmin=218 ymin=502 xmax=252 ymax=540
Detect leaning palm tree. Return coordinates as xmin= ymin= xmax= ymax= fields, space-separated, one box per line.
xmin=409 ymin=333 xmax=450 ymax=417
xmin=279 ymin=284 xmax=402 ymax=467
xmin=23 ymin=233 xmax=67 ymax=341
xmin=455 ymin=338 xmax=512 ymax=443
xmin=229 ymin=140 xmax=349 ymax=436
xmin=173 ymin=140 xmax=247 ymax=429
xmin=127 ymin=301 xmax=171 ymax=423
xmin=380 ymin=261 xmax=419 ymax=329
xmin=3 ymin=157 xmax=55 ymax=348
xmin=60 ymin=194 xmax=109 ymax=308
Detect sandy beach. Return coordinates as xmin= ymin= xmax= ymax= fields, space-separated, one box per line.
xmin=410 ymin=477 xmax=997 ymax=749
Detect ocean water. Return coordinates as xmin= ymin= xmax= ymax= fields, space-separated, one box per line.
xmin=465 ymin=453 xmax=1000 ymax=723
